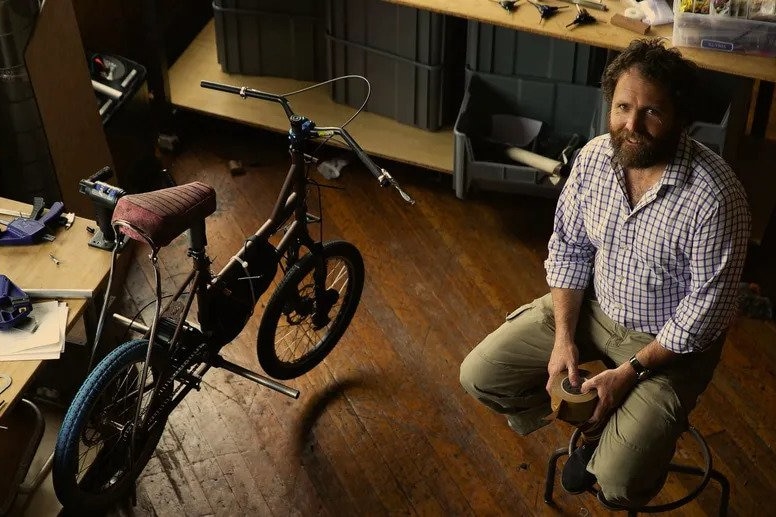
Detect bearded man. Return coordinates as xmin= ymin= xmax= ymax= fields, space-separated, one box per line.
xmin=459 ymin=39 xmax=750 ymax=508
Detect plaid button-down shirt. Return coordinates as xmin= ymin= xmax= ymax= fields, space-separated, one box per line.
xmin=545 ymin=133 xmax=751 ymax=354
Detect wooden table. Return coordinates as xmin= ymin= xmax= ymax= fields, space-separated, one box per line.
xmin=385 ymin=0 xmax=776 ymax=83
xmin=0 ymin=197 xmax=113 ymax=420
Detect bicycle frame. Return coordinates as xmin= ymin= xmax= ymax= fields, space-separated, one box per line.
xmin=57 ymin=78 xmax=416 ymax=514
xmin=117 ymin=115 xmax=348 ymax=433
xmin=107 ymin=78 xmax=418 ymax=461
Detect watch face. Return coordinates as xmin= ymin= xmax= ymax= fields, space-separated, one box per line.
xmin=629 ymin=356 xmax=648 ymax=380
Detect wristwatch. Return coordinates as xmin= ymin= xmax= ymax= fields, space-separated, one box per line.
xmin=628 ymin=354 xmax=651 ymax=381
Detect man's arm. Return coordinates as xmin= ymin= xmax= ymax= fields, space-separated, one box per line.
xmin=581 ymin=340 xmax=676 ymax=425
xmin=545 ymin=287 xmax=586 ymax=393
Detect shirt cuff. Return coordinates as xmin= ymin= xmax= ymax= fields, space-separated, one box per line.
xmin=656 ymin=319 xmax=702 ymax=354
xmin=544 ymin=260 xmax=592 ymax=290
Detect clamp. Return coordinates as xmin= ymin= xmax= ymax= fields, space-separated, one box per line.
xmin=0 ymin=275 xmax=32 ymax=330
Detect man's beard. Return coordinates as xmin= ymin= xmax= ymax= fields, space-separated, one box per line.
xmin=610 ymin=125 xmax=681 ymax=169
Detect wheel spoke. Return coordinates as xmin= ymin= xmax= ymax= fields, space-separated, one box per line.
xmin=258 ymin=242 xmax=364 ymax=379
xmin=273 ymin=261 xmax=350 ymax=362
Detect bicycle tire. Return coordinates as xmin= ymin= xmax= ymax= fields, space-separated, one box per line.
xmin=53 ymin=339 xmax=170 ymax=513
xmin=257 ymin=240 xmax=364 ymax=379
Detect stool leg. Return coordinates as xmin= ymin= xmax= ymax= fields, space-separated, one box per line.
xmin=709 ymin=469 xmax=729 ymax=517
xmin=544 ymin=446 xmax=569 ymax=504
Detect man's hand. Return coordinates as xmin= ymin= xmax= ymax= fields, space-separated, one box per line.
xmin=579 ymin=364 xmax=638 ymax=426
xmin=546 ymin=338 xmax=581 ymax=394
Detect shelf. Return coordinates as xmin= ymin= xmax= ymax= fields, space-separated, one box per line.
xmin=168 ymin=20 xmax=455 ymax=173
xmin=384 ymin=0 xmax=776 ymax=84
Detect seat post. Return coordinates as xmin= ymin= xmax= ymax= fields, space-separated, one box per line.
xmin=188 ymin=218 xmax=207 ymax=251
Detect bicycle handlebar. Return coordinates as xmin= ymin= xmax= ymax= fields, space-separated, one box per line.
xmin=200 ymin=80 xmax=415 ymax=204
xmin=200 ymin=80 xmax=295 ymax=119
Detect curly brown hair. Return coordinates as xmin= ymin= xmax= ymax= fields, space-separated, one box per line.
xmin=601 ymin=39 xmax=699 ymax=125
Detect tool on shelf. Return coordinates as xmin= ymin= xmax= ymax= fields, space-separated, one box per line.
xmin=566 ymin=5 xmax=597 ymax=27
xmin=528 ymin=1 xmax=569 ymax=21
xmin=490 ymin=0 xmax=519 ymax=12
xmin=0 ymin=276 xmax=32 ymax=331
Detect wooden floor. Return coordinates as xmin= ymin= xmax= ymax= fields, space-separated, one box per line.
xmin=107 ymin=113 xmax=775 ymax=516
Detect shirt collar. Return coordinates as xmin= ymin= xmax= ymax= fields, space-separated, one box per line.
xmin=661 ymin=132 xmax=692 ymax=187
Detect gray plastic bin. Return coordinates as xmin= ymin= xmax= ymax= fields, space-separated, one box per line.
xmin=687 ymin=69 xmax=750 ymax=159
xmin=466 ymin=21 xmax=607 ymax=85
xmin=213 ymin=0 xmax=326 ymax=80
xmin=326 ymin=0 xmax=465 ymax=131
xmin=453 ymin=69 xmax=600 ymax=199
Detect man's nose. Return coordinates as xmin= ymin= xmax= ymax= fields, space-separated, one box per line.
xmin=623 ymin=111 xmax=643 ymax=133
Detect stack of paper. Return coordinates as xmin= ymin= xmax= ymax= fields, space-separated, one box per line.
xmin=0 ymin=301 xmax=68 ymax=361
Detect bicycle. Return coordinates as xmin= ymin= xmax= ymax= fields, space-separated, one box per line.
xmin=52 ymin=79 xmax=414 ymax=513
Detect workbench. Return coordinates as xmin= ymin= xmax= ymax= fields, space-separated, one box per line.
xmin=0 ymin=197 xmax=114 ymax=421
xmin=165 ymin=0 xmax=775 ymax=175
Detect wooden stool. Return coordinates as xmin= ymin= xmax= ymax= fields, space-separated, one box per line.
xmin=544 ymin=426 xmax=730 ymax=516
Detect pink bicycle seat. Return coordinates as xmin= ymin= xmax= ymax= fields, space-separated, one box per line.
xmin=112 ymin=181 xmax=216 ymax=248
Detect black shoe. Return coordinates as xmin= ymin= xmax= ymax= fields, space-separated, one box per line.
xmin=561 ymin=441 xmax=598 ymax=494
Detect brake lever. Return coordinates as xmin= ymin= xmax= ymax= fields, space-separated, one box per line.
xmin=378 ymin=168 xmax=415 ymax=205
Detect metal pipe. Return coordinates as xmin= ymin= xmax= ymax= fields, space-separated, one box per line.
xmin=112 ymin=313 xmax=151 ymax=334
xmin=215 ymin=357 xmax=299 ymax=399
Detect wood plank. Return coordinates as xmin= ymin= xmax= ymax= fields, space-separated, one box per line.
xmin=116 ymin=113 xmax=776 ymax=516
xmin=168 ymin=20 xmax=455 ymax=173
xmin=384 ymin=0 xmax=776 ymax=83
xmin=24 ymin=0 xmax=115 ymax=217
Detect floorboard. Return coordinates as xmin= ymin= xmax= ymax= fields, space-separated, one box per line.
xmin=105 ymin=112 xmax=776 ymax=516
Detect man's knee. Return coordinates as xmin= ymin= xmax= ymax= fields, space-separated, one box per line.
xmin=459 ymin=347 xmax=488 ymax=395
xmin=596 ymin=467 xmax=666 ymax=508
xmin=591 ymin=424 xmax=677 ymax=507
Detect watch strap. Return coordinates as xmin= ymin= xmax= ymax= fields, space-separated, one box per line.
xmin=628 ymin=354 xmax=650 ymax=380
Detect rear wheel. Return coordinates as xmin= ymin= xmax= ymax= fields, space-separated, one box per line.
xmin=53 ymin=339 xmax=170 ymax=513
xmin=257 ymin=240 xmax=364 ymax=379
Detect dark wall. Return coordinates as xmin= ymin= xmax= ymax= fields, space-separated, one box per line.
xmin=72 ymin=0 xmax=212 ymax=65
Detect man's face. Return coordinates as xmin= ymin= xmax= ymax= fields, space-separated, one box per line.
xmin=609 ymin=67 xmax=682 ymax=169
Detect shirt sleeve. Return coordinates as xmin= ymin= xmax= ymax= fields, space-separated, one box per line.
xmin=656 ymin=186 xmax=751 ymax=353
xmin=545 ymin=152 xmax=596 ymax=290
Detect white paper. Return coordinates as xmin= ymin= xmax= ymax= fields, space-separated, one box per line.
xmin=0 ymin=301 xmax=68 ymax=361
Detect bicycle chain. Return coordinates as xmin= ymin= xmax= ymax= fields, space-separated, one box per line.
xmin=145 ymin=341 xmax=208 ymax=427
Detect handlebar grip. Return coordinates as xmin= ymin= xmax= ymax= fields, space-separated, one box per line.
xmin=200 ymin=80 xmax=241 ymax=95
xmin=200 ymin=80 xmax=294 ymax=117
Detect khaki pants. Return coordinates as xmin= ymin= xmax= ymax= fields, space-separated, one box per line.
xmin=459 ymin=293 xmax=722 ymax=506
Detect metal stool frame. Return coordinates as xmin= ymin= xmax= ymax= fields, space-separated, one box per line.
xmin=544 ymin=426 xmax=730 ymax=516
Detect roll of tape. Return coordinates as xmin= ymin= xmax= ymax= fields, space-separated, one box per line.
xmin=624 ymin=7 xmax=643 ymax=19
xmin=549 ymin=374 xmax=598 ymax=424
xmin=547 ymin=360 xmax=608 ymax=425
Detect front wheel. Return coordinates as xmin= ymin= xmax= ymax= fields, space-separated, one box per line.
xmin=257 ymin=240 xmax=364 ymax=379
xmin=53 ymin=339 xmax=170 ymax=514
